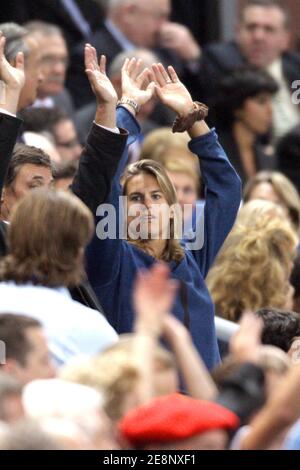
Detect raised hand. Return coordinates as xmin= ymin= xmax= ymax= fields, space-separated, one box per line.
xmin=159 ymin=22 xmax=201 ymax=62
xmin=0 ymin=32 xmax=25 ymax=92
xmin=84 ymin=44 xmax=118 ymax=106
xmin=133 ymin=263 xmax=178 ymax=336
xmin=121 ymin=57 xmax=155 ymax=109
xmin=151 ymin=63 xmax=193 ymax=116
xmin=0 ymin=32 xmax=25 ymax=114
xmin=229 ymin=311 xmax=264 ymax=363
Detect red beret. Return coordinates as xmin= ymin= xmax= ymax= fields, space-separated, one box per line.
xmin=119 ymin=393 xmax=239 ymax=446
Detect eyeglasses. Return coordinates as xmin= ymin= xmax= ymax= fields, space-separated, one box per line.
xmin=41 ymin=55 xmax=69 ymax=67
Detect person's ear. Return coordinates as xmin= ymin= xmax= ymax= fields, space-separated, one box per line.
xmin=1 ymin=358 xmax=22 ymax=376
xmin=288 ymin=338 xmax=300 ymax=364
xmin=0 ymin=188 xmax=4 ymax=205
xmin=234 ymin=108 xmax=244 ymax=120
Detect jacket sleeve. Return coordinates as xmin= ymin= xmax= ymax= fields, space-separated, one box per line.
xmin=71 ymin=121 xmax=129 ymax=215
xmin=0 ymin=113 xmax=22 ymax=197
xmin=187 ymin=128 xmax=242 ymax=278
xmin=85 ymin=107 xmax=141 ymax=288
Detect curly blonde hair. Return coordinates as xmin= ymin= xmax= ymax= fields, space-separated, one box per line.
xmin=206 ymin=201 xmax=298 ymax=322
xmin=60 ymin=335 xmax=175 ymax=422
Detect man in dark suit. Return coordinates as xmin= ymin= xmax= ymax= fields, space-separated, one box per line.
xmin=0 ymin=0 xmax=105 ymax=50
xmin=66 ymin=0 xmax=202 ymax=109
xmin=0 ymin=29 xmax=127 ymax=314
xmin=198 ymin=0 xmax=300 ymax=137
xmin=25 ymin=21 xmax=75 ymax=117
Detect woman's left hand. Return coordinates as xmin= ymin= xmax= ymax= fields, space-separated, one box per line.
xmin=151 ymin=63 xmax=194 ymax=116
xmin=133 ymin=263 xmax=178 ymax=337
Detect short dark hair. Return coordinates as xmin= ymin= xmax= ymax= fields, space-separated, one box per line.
xmin=256 ymin=308 xmax=300 ymax=352
xmin=54 ymin=162 xmax=78 ymax=181
xmin=215 ymin=67 xmax=278 ymax=129
xmin=0 ymin=314 xmax=42 ymax=367
xmin=25 ymin=20 xmax=63 ymax=38
xmin=19 ymin=107 xmax=69 ymax=135
xmin=241 ymin=0 xmax=290 ymax=28
xmin=5 ymin=144 xmax=54 ymax=187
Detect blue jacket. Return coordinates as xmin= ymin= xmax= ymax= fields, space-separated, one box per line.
xmin=86 ymin=107 xmax=242 ymax=370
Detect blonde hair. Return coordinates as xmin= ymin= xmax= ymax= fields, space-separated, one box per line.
xmin=140 ymin=128 xmax=200 ymax=190
xmin=0 ymin=189 xmax=94 ymax=287
xmin=60 ymin=335 xmax=175 ymax=421
xmin=121 ymin=159 xmax=184 ymax=263
xmin=237 ymin=199 xmax=288 ymax=228
xmin=243 ymin=171 xmax=300 ymax=232
xmin=206 ymin=204 xmax=298 ymax=322
xmin=140 ymin=127 xmax=189 ymax=160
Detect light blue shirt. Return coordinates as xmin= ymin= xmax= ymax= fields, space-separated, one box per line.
xmin=0 ymin=283 xmax=118 ymax=367
xmin=283 ymin=419 xmax=300 ymax=450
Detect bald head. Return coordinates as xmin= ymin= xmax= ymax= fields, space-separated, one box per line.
xmin=107 ymin=0 xmax=170 ymax=48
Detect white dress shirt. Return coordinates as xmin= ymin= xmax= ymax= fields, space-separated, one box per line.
xmin=0 ymin=282 xmax=118 ymax=367
xmin=267 ymin=59 xmax=300 ymax=139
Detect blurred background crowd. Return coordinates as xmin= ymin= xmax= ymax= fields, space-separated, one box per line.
xmin=1 ymin=0 xmax=300 ymax=451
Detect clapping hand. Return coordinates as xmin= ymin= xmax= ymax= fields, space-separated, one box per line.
xmin=229 ymin=311 xmax=264 ymax=363
xmin=85 ymin=44 xmax=118 ymax=106
xmin=151 ymin=63 xmax=193 ymax=117
xmin=121 ymin=57 xmax=155 ymax=110
xmin=133 ymin=263 xmax=178 ymax=337
xmin=0 ymin=32 xmax=25 ymax=113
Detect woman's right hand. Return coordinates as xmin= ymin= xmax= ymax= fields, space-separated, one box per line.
xmin=120 ymin=57 xmax=155 ymax=110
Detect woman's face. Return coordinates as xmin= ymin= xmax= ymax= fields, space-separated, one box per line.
xmin=248 ymin=181 xmax=281 ymax=204
xmin=126 ymin=173 xmax=172 ymax=240
xmin=247 ymin=181 xmax=291 ymax=220
xmin=167 ymin=171 xmax=197 ymax=207
xmin=236 ymin=92 xmax=273 ymax=135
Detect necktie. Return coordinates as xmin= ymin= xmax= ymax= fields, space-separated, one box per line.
xmin=60 ymin=0 xmax=92 ymax=39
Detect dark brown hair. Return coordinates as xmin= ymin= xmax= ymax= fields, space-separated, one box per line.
xmin=0 ymin=314 xmax=41 ymax=367
xmin=241 ymin=0 xmax=290 ymax=28
xmin=0 ymin=189 xmax=94 ymax=287
xmin=5 ymin=145 xmax=54 ymax=188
